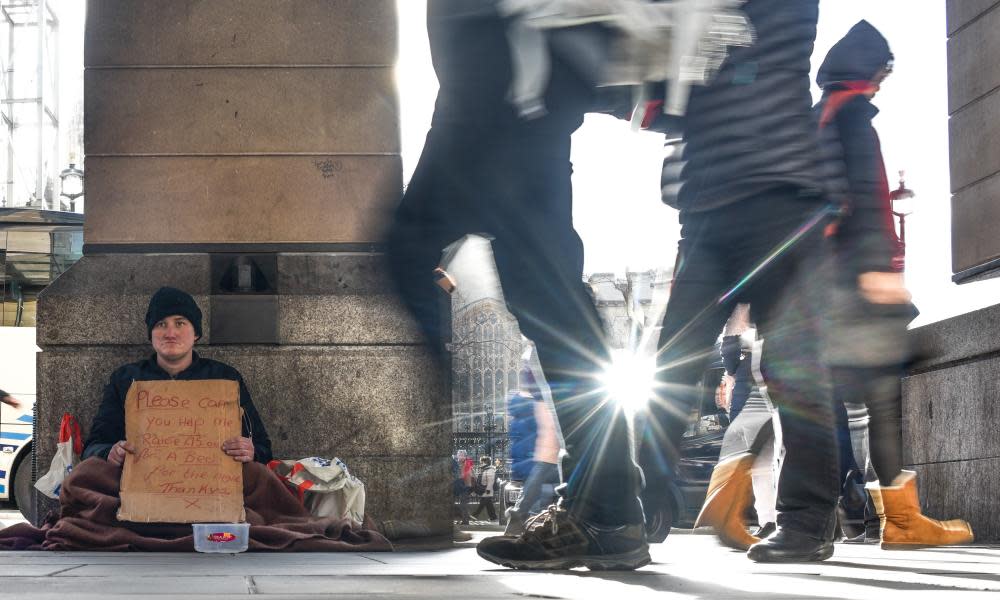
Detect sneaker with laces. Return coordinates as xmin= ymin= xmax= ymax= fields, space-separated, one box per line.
xmin=476 ymin=504 xmax=650 ymax=570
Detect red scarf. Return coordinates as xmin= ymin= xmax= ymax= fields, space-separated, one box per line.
xmin=819 ymin=81 xmax=878 ymax=129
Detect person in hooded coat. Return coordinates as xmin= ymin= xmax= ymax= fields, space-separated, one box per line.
xmin=814 ymin=20 xmax=973 ymax=550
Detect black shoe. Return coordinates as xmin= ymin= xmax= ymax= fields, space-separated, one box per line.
xmin=844 ymin=521 xmax=881 ymax=545
xmin=747 ymin=526 xmax=834 ymax=563
xmin=476 ymin=504 xmax=650 ymax=571
xmin=752 ymin=522 xmax=776 ymax=539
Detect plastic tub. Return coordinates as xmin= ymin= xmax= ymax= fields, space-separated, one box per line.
xmin=192 ymin=523 xmax=250 ymax=553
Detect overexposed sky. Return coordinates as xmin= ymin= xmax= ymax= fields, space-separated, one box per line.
xmin=396 ymin=0 xmax=1000 ymax=327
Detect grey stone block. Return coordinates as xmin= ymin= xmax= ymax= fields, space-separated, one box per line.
xmin=278 ymin=253 xmax=396 ymax=295
xmin=37 ymin=254 xmax=211 ymax=346
xmin=905 ymin=459 xmax=1000 ymax=543
xmin=210 ymin=346 xmax=449 ymax=458
xmin=85 ymin=0 xmax=398 ymax=67
xmin=85 ymin=68 xmax=399 ymax=155
xmin=948 ymin=6 xmax=1000 ymax=112
xmin=949 ymin=87 xmax=1000 ymax=192
xmin=902 ymin=355 xmax=1000 ymax=465
xmin=951 ymin=174 xmax=1000 ymax=273
xmin=35 ymin=347 xmax=152 ymax=469
xmin=84 ymin=155 xmax=401 ymax=245
xmin=277 ymin=253 xmax=423 ymax=345
xmin=908 ymin=302 xmax=1000 ymax=370
xmin=339 ymin=456 xmax=452 ymax=535
xmin=947 ymin=0 xmax=999 ymax=36
xmin=279 ymin=295 xmax=423 ymax=345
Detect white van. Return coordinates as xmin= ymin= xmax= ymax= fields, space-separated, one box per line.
xmin=1 ymin=209 xmax=84 ymax=518
xmin=0 ymin=326 xmax=37 ymax=512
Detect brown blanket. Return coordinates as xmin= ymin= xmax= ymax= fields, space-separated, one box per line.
xmin=0 ymin=457 xmax=392 ymax=552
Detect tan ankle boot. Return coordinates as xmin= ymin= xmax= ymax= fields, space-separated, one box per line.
xmin=866 ymin=470 xmax=974 ymax=550
xmin=694 ymin=453 xmax=758 ymax=550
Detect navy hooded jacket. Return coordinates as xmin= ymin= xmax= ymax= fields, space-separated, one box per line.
xmin=670 ymin=0 xmax=825 ymax=212
xmin=814 ymin=20 xmax=900 ymax=276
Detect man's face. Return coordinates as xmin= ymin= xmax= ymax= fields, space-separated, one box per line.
xmin=151 ymin=315 xmax=197 ymax=362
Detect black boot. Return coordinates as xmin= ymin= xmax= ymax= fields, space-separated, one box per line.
xmin=746 ymin=526 xmax=834 ymax=563
xmin=751 ymin=522 xmax=776 ymax=539
xmin=477 ymin=503 xmax=650 ymax=571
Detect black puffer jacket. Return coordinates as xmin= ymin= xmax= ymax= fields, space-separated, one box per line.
xmin=814 ymin=20 xmax=899 ymax=276
xmin=427 ymin=0 xmax=593 ymax=133
xmin=668 ymin=0 xmax=824 ymax=212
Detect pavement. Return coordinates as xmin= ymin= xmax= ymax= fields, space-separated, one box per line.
xmin=1 ymin=508 xmax=998 ymax=599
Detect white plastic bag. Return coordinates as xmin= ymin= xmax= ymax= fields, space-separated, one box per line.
xmin=268 ymin=457 xmax=366 ymax=525
xmin=34 ymin=413 xmax=83 ymax=499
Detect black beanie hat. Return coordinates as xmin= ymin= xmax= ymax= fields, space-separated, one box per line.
xmin=145 ymin=287 xmax=203 ymax=340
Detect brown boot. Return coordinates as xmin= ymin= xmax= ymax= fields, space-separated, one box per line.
xmin=867 ymin=470 xmax=974 ymax=550
xmin=694 ymin=453 xmax=758 ymax=550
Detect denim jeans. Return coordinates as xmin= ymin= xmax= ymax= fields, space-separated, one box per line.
xmin=510 ymin=461 xmax=560 ymax=523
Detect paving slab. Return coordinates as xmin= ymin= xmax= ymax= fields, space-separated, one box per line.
xmin=0 ymin=531 xmax=998 ymax=599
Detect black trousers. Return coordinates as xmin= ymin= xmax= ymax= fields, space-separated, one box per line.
xmin=387 ymin=119 xmax=643 ymax=526
xmin=642 ymin=188 xmax=840 ymax=536
xmin=472 ymin=496 xmax=498 ymax=521
xmin=832 ymin=365 xmax=903 ymax=486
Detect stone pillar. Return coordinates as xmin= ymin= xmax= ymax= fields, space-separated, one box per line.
xmin=33 ymin=0 xmax=452 ymax=538
xmin=902 ymin=2 xmax=1000 ymax=542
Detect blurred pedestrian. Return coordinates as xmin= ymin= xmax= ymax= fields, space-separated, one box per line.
xmin=471 ymin=456 xmax=498 ymax=522
xmin=0 ymin=389 xmax=21 ymax=409
xmin=815 ymin=20 xmax=972 ymax=549
xmin=693 ymin=308 xmax=784 ymax=550
xmin=503 ymin=369 xmax=561 ymax=536
xmin=642 ymin=0 xmax=842 ymax=563
xmin=389 ymin=1 xmax=644 ymax=569
xmin=453 ymin=450 xmax=472 ymax=526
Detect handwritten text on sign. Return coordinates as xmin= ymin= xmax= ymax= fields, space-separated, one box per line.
xmin=118 ymin=380 xmax=245 ymax=523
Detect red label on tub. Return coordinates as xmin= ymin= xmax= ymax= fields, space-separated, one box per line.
xmin=207 ymin=532 xmax=237 ymax=543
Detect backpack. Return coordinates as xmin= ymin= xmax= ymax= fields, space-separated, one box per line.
xmin=473 ymin=469 xmax=489 ymax=495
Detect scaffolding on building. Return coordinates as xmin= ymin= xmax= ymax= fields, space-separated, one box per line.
xmin=0 ymin=0 xmax=58 ymax=211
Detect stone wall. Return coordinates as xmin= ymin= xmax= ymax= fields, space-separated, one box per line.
xmin=32 ymin=1 xmax=452 ymax=538
xmin=948 ymin=1 xmax=1000 ymax=282
xmin=899 ymin=2 xmax=1000 ymax=542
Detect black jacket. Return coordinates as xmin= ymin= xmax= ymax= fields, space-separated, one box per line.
xmin=670 ymin=0 xmax=824 ymax=212
xmin=427 ymin=0 xmax=593 ymax=133
xmin=82 ymin=353 xmax=272 ymax=464
xmin=814 ymin=21 xmax=898 ymax=276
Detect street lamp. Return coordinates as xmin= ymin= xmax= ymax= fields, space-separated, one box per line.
xmin=59 ymin=163 xmax=84 ymax=212
xmin=483 ymin=406 xmax=496 ymax=459
xmin=889 ymin=170 xmax=915 ymax=271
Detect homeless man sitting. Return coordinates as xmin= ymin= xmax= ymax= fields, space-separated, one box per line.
xmin=0 ymin=286 xmax=393 ymax=551
xmin=83 ymin=286 xmax=273 ymax=466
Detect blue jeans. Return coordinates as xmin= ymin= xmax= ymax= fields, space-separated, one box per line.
xmin=510 ymin=462 xmax=560 ymax=522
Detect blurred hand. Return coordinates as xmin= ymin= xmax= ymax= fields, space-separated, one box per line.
xmin=107 ymin=440 xmax=136 ymax=467
xmin=716 ymin=374 xmax=734 ymax=411
xmin=222 ymin=436 xmax=255 ymax=463
xmin=0 ymin=394 xmax=20 ymax=409
xmin=858 ymin=272 xmax=911 ymax=305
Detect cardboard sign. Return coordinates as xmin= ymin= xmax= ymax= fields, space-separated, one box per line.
xmin=118 ymin=379 xmax=246 ymax=523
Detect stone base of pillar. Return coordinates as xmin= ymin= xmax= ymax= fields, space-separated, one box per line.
xmin=32 ymin=253 xmax=451 ymax=539
xmin=905 ymin=305 xmax=1000 ymax=542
